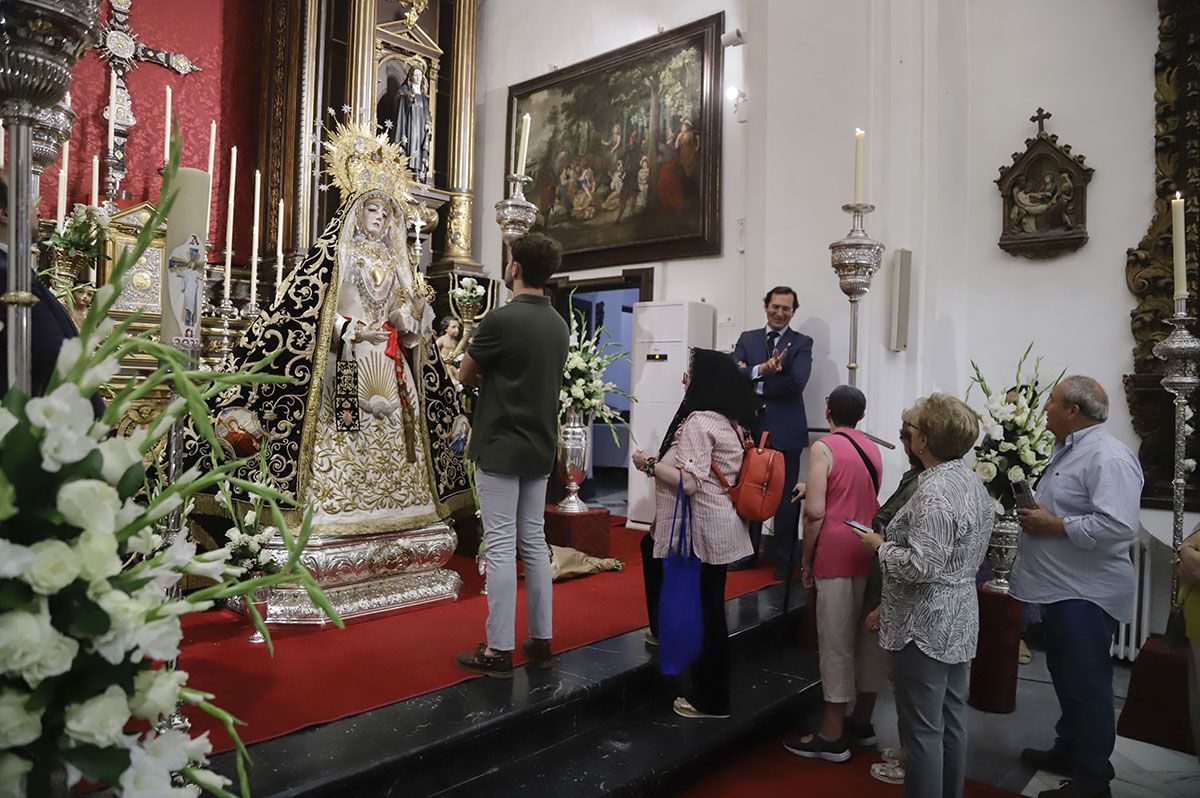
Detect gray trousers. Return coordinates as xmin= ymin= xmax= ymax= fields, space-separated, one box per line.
xmin=477 ymin=470 xmax=553 ymax=651
xmin=892 ymin=642 xmax=969 ymax=798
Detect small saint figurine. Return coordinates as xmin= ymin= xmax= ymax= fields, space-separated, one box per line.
xmin=395 ymin=65 xmax=430 ymax=183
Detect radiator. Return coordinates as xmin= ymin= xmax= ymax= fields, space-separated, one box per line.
xmin=1111 ymin=536 xmax=1152 ymax=662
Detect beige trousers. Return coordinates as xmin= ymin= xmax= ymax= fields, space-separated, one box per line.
xmin=1191 ymin=643 xmax=1200 ymax=764
xmin=815 ymin=575 xmax=890 ymax=704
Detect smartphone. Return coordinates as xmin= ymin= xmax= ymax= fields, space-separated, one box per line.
xmin=1012 ymin=479 xmax=1037 ymax=510
xmin=844 ymin=519 xmax=873 ymax=534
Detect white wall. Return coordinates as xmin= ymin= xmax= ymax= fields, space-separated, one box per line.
xmin=474 ymin=0 xmax=753 ymax=335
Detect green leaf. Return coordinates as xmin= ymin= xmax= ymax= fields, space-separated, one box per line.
xmin=63 ymin=743 xmax=132 ymax=785
xmin=25 ymin=673 xmax=66 ymax=712
xmin=117 ymin=462 xmax=146 ymax=500
xmin=66 ymin=594 xmax=112 ymax=638
xmin=0 ymin=579 xmax=34 ymax=610
xmin=0 ymin=469 xmax=17 ymax=520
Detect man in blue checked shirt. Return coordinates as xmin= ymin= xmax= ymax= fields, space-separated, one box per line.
xmin=1010 ymin=376 xmax=1143 ymax=798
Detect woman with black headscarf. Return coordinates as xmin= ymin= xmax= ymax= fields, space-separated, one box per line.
xmin=632 ymin=348 xmax=757 ymax=719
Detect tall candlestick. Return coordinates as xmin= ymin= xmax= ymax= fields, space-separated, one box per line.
xmin=276 ymin=199 xmax=284 ymax=289
xmin=205 ymin=119 xmax=216 ymax=241
xmin=55 ymin=138 xmax=70 ymax=232
xmin=90 ymin=155 xmax=99 ymax=207
xmin=853 ymin=128 xmax=865 ymax=205
xmin=223 ymin=146 xmax=238 ymax=303
xmin=1173 ymin=192 xmax=1187 ymax=301
xmin=516 ymin=112 xmax=531 ymax=177
xmin=163 ymin=86 xmax=172 ymax=164
xmin=250 ymin=169 xmax=261 ymax=306
xmin=107 ymin=71 xmax=117 ymax=156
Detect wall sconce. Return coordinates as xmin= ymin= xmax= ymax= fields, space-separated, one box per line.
xmin=721 ymin=28 xmax=745 ymax=48
xmin=725 ymin=85 xmax=748 ymax=122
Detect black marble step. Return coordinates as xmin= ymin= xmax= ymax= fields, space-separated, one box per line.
xmin=435 ymin=643 xmax=821 ymax=798
xmin=208 ymin=582 xmax=812 ymax=797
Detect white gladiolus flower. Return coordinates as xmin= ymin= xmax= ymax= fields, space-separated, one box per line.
xmin=73 ymin=528 xmax=123 ymax=582
xmin=998 ymin=441 xmax=1016 ymax=452
xmin=21 ymin=628 xmax=78 ymax=687
xmin=80 ymin=357 xmax=121 ymax=393
xmin=0 ymin=752 xmax=32 ymax=798
xmin=93 ymin=283 xmax=116 ymax=308
xmin=148 ymin=398 xmax=186 ymax=440
xmin=88 ymin=419 xmax=113 ymax=439
xmin=25 ymin=383 xmax=93 ymax=434
xmin=119 ymin=741 xmax=200 ymax=798
xmin=131 ymin=617 xmax=184 ymax=663
xmin=1007 ymin=465 xmax=1026 ymax=483
xmin=0 ymin=603 xmax=51 ymax=674
xmin=184 ymin=547 xmax=234 ymax=581
xmin=53 ymin=337 xmax=83 ymax=379
xmin=64 ymin=685 xmax=131 ymax=747
xmin=187 ymin=769 xmax=230 ymax=791
xmin=98 ymin=430 xmax=147 ymax=485
xmin=0 ymin=541 xmax=34 ymax=579
xmin=141 ymin=728 xmax=211 ymax=773
xmin=1019 ymin=446 xmax=1038 ymax=467
xmin=146 ymin=493 xmax=184 ymax=523
xmin=23 ymin=539 xmax=81 ymax=595
xmin=975 ymin=461 xmax=998 ymax=482
xmin=130 ymin=669 xmax=188 ymax=722
xmin=0 ymin=408 xmax=17 ymax=447
xmin=58 ymin=479 xmax=122 ymax=535
xmin=0 ymin=689 xmax=42 ymax=747
xmin=39 ymin=425 xmax=96 ymax=472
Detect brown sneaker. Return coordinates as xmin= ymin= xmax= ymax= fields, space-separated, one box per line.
xmin=455 ymin=644 xmax=513 ymax=679
xmin=522 ymin=638 xmax=555 ymax=669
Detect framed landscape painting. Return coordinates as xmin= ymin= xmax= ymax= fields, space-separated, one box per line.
xmin=506 ymin=14 xmax=723 ymax=271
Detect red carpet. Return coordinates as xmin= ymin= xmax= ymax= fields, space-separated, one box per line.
xmin=680 ymin=734 xmax=1019 ymax=797
xmin=178 ymin=523 xmax=777 ymax=753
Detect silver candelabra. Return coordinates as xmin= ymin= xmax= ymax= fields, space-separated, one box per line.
xmin=829 ymin=203 xmax=885 ymax=387
xmin=1153 ymin=297 xmax=1200 ymax=609
xmin=495 ymin=174 xmax=538 ymax=253
xmin=0 ymin=0 xmax=100 ymax=396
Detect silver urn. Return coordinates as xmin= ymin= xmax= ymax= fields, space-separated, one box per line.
xmin=983 ymin=511 xmax=1021 ymax=594
xmin=556 ymin=411 xmax=591 ymax=513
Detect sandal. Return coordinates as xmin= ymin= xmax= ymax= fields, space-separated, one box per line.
xmin=880 ymin=747 xmax=906 ymax=764
xmin=871 ymin=760 xmax=905 ymax=784
xmin=1019 ymin=639 xmax=1032 ymax=665
xmin=672 ymin=696 xmax=730 ymax=719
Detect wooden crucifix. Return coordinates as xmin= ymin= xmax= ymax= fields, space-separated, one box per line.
xmin=1030 ymin=107 xmax=1052 ymax=135
xmin=97 ymin=0 xmax=201 ymax=176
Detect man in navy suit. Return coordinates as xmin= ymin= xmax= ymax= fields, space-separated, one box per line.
xmin=0 ymin=178 xmax=102 ymax=415
xmin=731 ymin=286 xmax=813 ymax=578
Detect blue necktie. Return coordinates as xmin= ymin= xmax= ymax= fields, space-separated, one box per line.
xmin=767 ymin=330 xmax=780 ymax=358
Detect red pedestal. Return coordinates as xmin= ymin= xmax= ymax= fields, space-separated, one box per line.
xmin=969 ymin=586 xmax=1023 ymax=713
xmin=1117 ymin=636 xmax=1195 ymax=754
xmin=543 ymin=505 xmax=612 ymax=558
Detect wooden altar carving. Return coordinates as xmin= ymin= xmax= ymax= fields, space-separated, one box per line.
xmin=1124 ymin=0 xmax=1200 ymax=510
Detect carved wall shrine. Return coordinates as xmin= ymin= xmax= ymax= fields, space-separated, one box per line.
xmin=1124 ymin=0 xmax=1200 ymax=510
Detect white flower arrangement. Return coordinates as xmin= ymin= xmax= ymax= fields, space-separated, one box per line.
xmin=0 ymin=143 xmax=341 ymax=797
xmin=449 ymin=276 xmax=485 ymax=305
xmin=967 ymin=343 xmax=1062 ymax=514
xmin=560 ymin=294 xmax=634 ymax=437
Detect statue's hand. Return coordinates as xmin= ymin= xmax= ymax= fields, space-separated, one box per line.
xmin=357 ymin=326 xmax=390 ymax=345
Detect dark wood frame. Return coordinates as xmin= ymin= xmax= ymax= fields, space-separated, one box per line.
xmin=505 ymin=14 xmax=724 ymax=272
xmin=546 ymin=267 xmax=655 ymax=322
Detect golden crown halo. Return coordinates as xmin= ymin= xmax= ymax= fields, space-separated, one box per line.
xmin=322 ymin=114 xmax=417 ymax=202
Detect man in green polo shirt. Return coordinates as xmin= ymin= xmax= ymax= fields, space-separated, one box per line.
xmin=454 ymin=232 xmax=570 ymax=678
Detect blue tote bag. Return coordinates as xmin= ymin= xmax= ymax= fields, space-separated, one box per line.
xmin=658 ymin=476 xmax=704 ymax=676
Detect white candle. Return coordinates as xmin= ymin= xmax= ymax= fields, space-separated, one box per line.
xmin=205 ymin=119 xmax=216 ymax=242
xmin=1 ymin=122 xmax=5 ymax=169
xmin=55 ymin=138 xmax=70 ymax=232
xmin=163 ymin=86 xmax=172 ymax=164
xmin=90 ymin=155 xmax=99 ymax=207
xmin=250 ymin=168 xmax=261 ymax=306
xmin=516 ymin=112 xmax=531 ymax=177
xmin=107 ymin=72 xmax=117 ymax=157
xmin=276 ymin=199 xmax=284 ymax=290
xmin=223 ymin=146 xmax=237 ymax=303
xmin=1173 ymin=192 xmax=1187 ymax=301
xmin=853 ymin=128 xmax=865 ymax=205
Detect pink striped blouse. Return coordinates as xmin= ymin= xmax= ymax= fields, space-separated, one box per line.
xmin=651 ymin=411 xmax=753 ymax=565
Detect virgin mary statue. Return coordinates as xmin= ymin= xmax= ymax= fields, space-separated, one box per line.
xmin=181 ymin=121 xmax=471 ymax=622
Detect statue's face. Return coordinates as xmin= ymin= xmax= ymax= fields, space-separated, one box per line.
xmin=446 ymin=320 xmax=461 ymax=338
xmin=410 ymin=68 xmax=424 ymax=91
xmin=362 ymin=201 xmax=389 ymax=237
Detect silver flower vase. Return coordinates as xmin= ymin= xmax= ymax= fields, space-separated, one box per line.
xmin=556 ymin=411 xmax=591 ymax=513
xmin=983 ymin=510 xmax=1021 ymax=593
